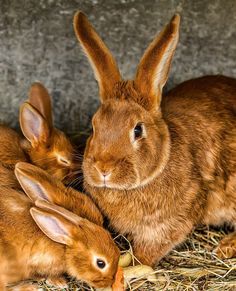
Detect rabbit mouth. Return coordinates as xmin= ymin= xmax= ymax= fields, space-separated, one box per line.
xmin=85 ymin=177 xmax=140 ymax=190
xmin=89 ymin=278 xmax=113 ymax=288
xmin=83 ymin=158 xmax=139 ymax=190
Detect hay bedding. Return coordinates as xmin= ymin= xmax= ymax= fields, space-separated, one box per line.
xmin=31 ymin=226 xmax=235 ymax=291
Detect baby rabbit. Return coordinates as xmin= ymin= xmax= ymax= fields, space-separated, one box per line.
xmin=74 ymin=11 xmax=236 ymax=266
xmin=0 ymin=82 xmax=77 ymax=186
xmin=0 ymin=163 xmax=120 ymax=290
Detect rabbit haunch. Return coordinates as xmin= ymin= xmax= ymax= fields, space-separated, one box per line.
xmin=74 ymin=11 xmax=236 ymax=266
xmin=0 ymin=82 xmax=77 ymax=187
xmin=0 ymin=162 xmax=120 ymax=289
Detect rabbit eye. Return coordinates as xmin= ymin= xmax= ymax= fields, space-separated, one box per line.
xmin=58 ymin=156 xmax=70 ymax=166
xmin=96 ymin=259 xmax=106 ymax=269
xmin=134 ymin=123 xmax=143 ymax=139
xmin=45 ymin=144 xmax=51 ymax=150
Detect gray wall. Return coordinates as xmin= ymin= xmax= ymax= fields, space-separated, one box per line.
xmin=0 ymin=0 xmax=236 ymax=134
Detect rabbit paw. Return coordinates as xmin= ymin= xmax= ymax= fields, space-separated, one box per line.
xmin=215 ymin=232 xmax=236 ymax=259
xmin=46 ymin=277 xmax=68 ymax=288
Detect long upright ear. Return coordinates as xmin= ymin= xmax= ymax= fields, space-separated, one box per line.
xmin=15 ymin=162 xmax=63 ymax=203
xmin=73 ymin=11 xmax=121 ymax=100
xmin=30 ymin=207 xmax=76 ymax=245
xmin=135 ymin=14 xmax=180 ymax=111
xmin=28 ymin=82 xmax=53 ymax=130
xmin=35 ymin=199 xmax=84 ymax=226
xmin=20 ymin=102 xmax=50 ymax=147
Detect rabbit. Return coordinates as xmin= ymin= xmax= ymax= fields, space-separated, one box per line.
xmin=15 ymin=161 xmax=103 ymax=226
xmin=73 ymin=11 xmax=236 ymax=266
xmin=0 ymin=163 xmax=120 ymax=290
xmin=0 ymin=82 xmax=78 ymax=187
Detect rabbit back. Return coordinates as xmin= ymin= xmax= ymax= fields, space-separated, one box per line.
xmin=162 ymin=75 xmax=235 ymax=226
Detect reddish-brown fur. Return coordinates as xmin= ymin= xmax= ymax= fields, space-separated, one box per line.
xmin=74 ymin=11 xmax=236 ymax=266
xmin=0 ymin=163 xmax=119 ymax=290
xmin=0 ymin=82 xmax=78 ymax=188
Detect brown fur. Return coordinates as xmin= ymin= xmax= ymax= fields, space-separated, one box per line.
xmin=0 ymin=163 xmax=119 ymax=290
xmin=0 ymin=82 xmax=78 ymax=188
xmin=74 ymin=11 xmax=236 ymax=266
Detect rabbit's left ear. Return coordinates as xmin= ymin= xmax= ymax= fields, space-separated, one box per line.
xmin=20 ymin=102 xmax=50 ymax=147
xmin=73 ymin=11 xmax=121 ymax=101
xmin=135 ymin=14 xmax=180 ymax=111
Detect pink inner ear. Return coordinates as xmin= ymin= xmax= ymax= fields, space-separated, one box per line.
xmin=31 ymin=208 xmax=71 ymax=245
xmin=17 ymin=174 xmax=50 ymax=202
xmin=25 ymin=108 xmax=43 ymax=139
xmin=29 ymin=183 xmax=50 ymax=201
xmin=39 ymin=215 xmax=68 ymax=237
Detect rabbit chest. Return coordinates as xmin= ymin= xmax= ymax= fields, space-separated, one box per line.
xmin=86 ymin=179 xmax=196 ymax=236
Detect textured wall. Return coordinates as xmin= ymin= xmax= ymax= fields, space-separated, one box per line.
xmin=0 ymin=0 xmax=236 ymax=134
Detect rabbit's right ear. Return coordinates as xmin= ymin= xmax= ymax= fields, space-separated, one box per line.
xmin=135 ymin=14 xmax=180 ymax=111
xmin=15 ymin=162 xmax=60 ymax=203
xmin=20 ymin=102 xmax=50 ymax=147
xmin=73 ymin=11 xmax=121 ymax=101
xmin=30 ymin=207 xmax=76 ymax=246
xmin=35 ymin=199 xmax=83 ymax=226
xmin=28 ymin=82 xmax=53 ymax=129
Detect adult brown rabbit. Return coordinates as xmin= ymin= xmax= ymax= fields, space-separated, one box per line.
xmin=0 ymin=82 xmax=77 ymax=187
xmin=0 ymin=163 xmax=119 ymax=290
xmin=73 ymin=11 xmax=236 ymax=266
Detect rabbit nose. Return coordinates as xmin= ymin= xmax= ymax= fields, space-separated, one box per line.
xmin=96 ymin=167 xmax=112 ymax=178
xmin=94 ymin=163 xmax=113 ymax=179
xmin=101 ymin=170 xmax=111 ymax=178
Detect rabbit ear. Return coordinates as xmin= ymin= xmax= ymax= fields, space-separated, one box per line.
xmin=30 ymin=207 xmax=76 ymax=246
xmin=35 ymin=199 xmax=84 ymax=226
xmin=28 ymin=82 xmax=53 ymax=130
xmin=20 ymin=102 xmax=50 ymax=147
xmin=14 ymin=162 xmax=59 ymax=203
xmin=135 ymin=14 xmax=180 ymax=111
xmin=73 ymin=11 xmax=121 ymax=101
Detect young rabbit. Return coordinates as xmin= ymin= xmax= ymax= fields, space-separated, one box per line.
xmin=20 ymin=82 xmax=78 ymax=182
xmin=0 ymin=163 xmax=120 ymax=290
xmin=0 ymin=82 xmax=77 ymax=187
xmin=73 ymin=11 xmax=236 ymax=266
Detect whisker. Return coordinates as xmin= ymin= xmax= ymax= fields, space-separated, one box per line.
xmin=65 ymin=176 xmax=83 ymax=190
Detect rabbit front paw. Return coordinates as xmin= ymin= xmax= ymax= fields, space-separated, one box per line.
xmin=215 ymin=232 xmax=236 ymax=259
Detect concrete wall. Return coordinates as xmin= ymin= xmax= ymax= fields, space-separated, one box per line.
xmin=0 ymin=0 xmax=236 ymax=133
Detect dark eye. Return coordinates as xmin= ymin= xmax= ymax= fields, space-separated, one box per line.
xmin=134 ymin=123 xmax=143 ymax=140
xmin=45 ymin=144 xmax=51 ymax=150
xmin=58 ymin=157 xmax=70 ymax=166
xmin=96 ymin=259 xmax=106 ymax=269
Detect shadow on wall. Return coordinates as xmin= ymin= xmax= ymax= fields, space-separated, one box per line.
xmin=0 ymin=0 xmax=236 ymax=132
